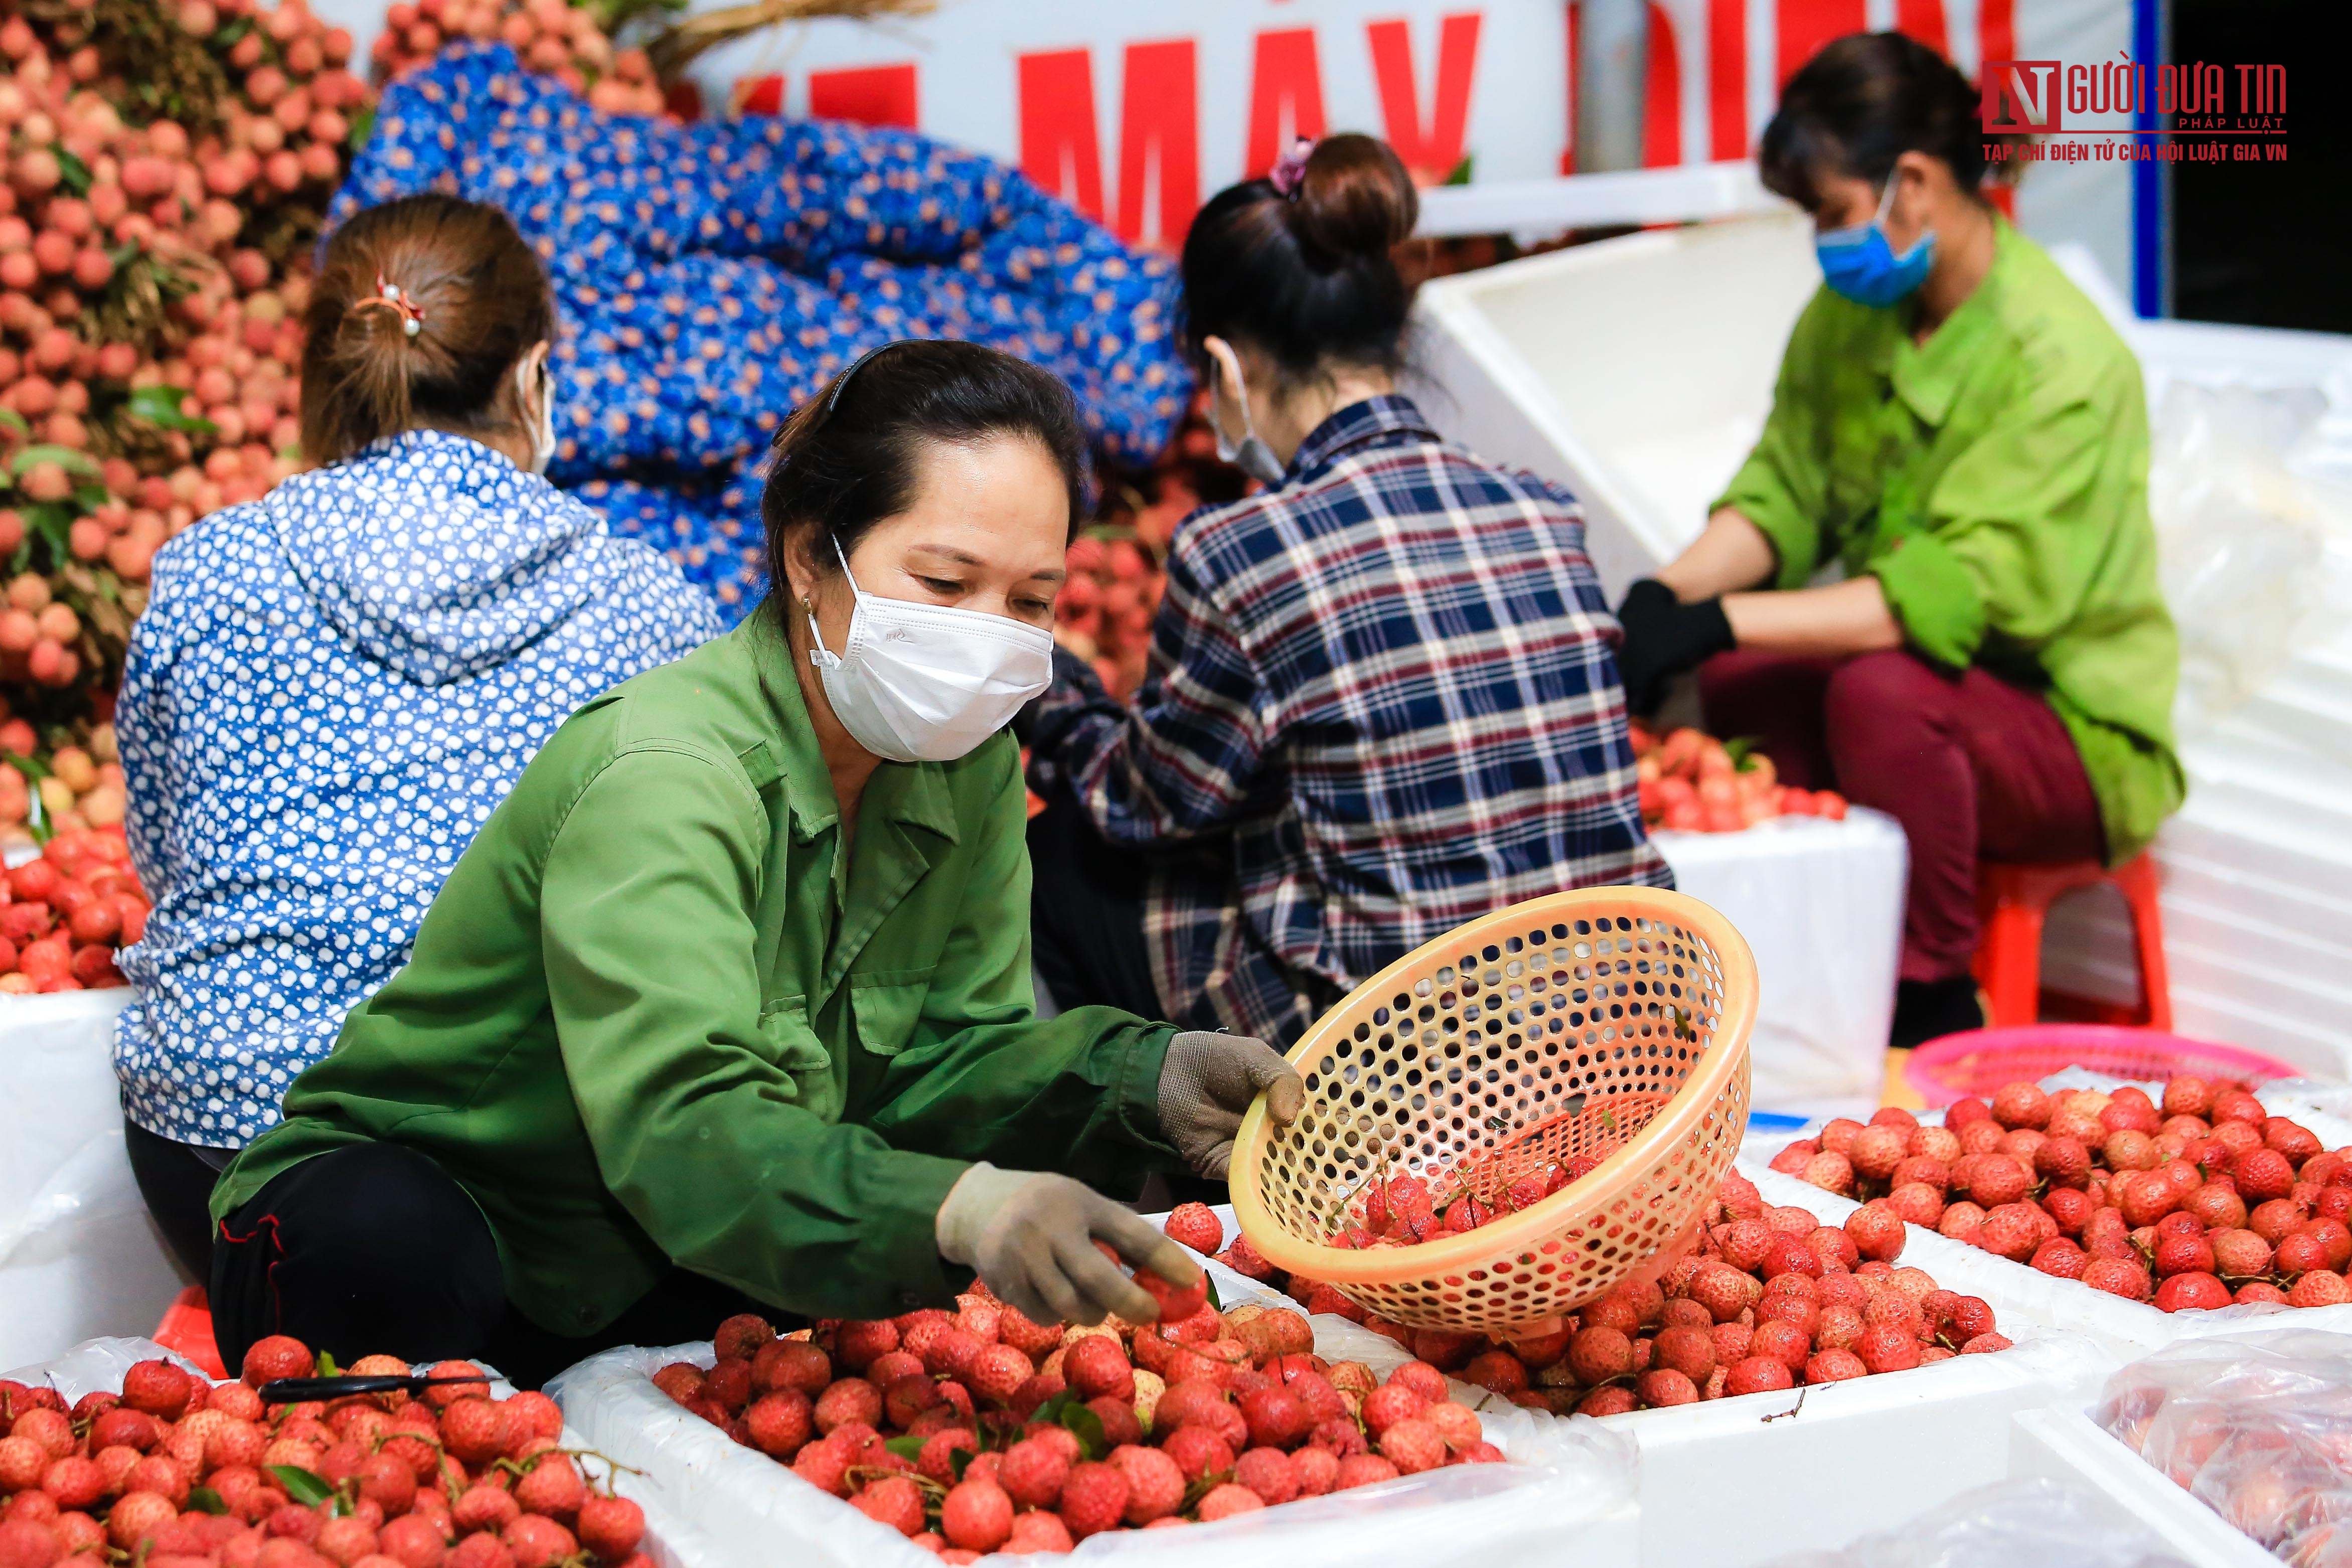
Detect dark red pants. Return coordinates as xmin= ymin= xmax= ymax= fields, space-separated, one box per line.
xmin=1698 ymin=649 xmax=2105 ymax=985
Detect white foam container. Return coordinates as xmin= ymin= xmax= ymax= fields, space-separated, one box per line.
xmin=2008 ymin=1407 xmax=2276 ymax=1568
xmin=1207 ymin=1202 xmax=2117 ymax=1568
xmin=1609 ymin=1338 xmax=2113 ymax=1568
xmin=1 ymin=1338 xmax=717 ymax=1568
xmin=1737 ymin=1132 xmax=2352 ymax=1360
xmin=1410 ymin=211 xmax=1818 ymax=601
xmin=550 ymin=1336 xmax=1642 ymax=1568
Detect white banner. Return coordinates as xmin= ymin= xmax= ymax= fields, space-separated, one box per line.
xmin=308 ymin=0 xmax=2143 ymax=295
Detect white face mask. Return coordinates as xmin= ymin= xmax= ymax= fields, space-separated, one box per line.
xmin=1210 ymin=354 xmax=1287 ymax=487
xmin=805 ymin=538 xmax=1055 ymax=763
xmin=515 ymin=350 xmax=555 ymax=476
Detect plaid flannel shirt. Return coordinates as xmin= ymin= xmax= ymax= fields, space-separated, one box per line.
xmin=1028 ymin=396 xmax=1670 ymax=1044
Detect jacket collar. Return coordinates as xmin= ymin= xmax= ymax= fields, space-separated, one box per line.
xmin=740 ymin=613 xmax=961 ymax=849
xmin=1889 ymin=218 xmax=2021 ymax=429
xmin=1284 ymin=394 xmax=1440 ymax=485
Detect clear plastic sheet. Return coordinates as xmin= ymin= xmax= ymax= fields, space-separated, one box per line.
xmin=1756 ymin=1475 xmax=2196 ymax=1567
xmin=2151 ymin=383 xmax=2352 ymax=737
xmin=2093 ymin=1329 xmax=2352 ymax=1562
xmin=547 ymin=1340 xmax=1640 ymax=1568
xmin=0 ymin=992 xmax=189 ymax=1368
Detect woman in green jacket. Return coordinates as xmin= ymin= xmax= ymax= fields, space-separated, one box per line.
xmin=209 ymin=341 xmax=1303 ymax=1385
xmin=1614 ymin=34 xmax=2182 ymax=1048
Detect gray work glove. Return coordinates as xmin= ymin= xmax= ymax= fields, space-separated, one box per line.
xmin=1157 ymin=1030 xmax=1305 ymax=1179
xmin=934 ymin=1164 xmax=1202 ymax=1327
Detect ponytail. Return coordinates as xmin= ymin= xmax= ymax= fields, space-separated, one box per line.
xmin=300 ymin=194 xmax=555 ymax=464
xmin=1180 ymin=133 xmax=1420 ymax=388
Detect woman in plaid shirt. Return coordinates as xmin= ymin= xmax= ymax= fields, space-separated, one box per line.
xmin=1026 ymin=135 xmax=1669 ymax=1047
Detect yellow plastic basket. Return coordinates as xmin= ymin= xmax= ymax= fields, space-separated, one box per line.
xmin=1229 ymin=887 xmax=1757 ymax=1338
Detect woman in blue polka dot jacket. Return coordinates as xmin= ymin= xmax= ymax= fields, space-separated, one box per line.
xmin=112 ymin=193 xmax=720 ymax=1276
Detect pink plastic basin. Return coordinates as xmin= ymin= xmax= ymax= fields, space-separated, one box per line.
xmin=1905 ymin=1024 xmax=2302 ymax=1108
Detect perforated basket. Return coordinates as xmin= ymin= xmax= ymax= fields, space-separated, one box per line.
xmin=1229 ymin=887 xmax=1756 ymax=1337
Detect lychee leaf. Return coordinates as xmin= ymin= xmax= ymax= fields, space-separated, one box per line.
xmin=883 ymin=1435 xmax=926 ymax=1462
xmin=188 ymin=1487 xmax=228 ymax=1516
xmin=267 ymin=1466 xmax=334 ymax=1507
xmin=0 ymin=409 xmax=26 ymax=435
xmin=9 ymin=446 xmax=101 ymax=479
xmin=127 ymin=385 xmax=217 ymax=436
xmin=317 ymin=1350 xmax=341 ymax=1376
xmin=1058 ymin=1403 xmax=1107 ymax=1462
xmin=55 ymin=149 xmax=92 ymax=197
xmin=1201 ymin=1273 xmax=1221 ymax=1312
xmin=1026 ymin=1388 xmax=1081 ymax=1426
xmin=949 ymin=1447 xmax=973 ymax=1483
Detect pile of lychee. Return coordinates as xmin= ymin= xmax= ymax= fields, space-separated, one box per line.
xmin=1207 ymin=1176 xmax=2010 ymax=1416
xmin=1052 ymin=536 xmax=1164 ymax=701
xmin=0 ymin=1336 xmax=648 ymax=1568
xmin=368 ymin=0 xmax=664 ymax=116
xmin=1632 ymin=724 xmax=1849 ymax=835
xmin=1771 ymin=1080 xmax=2352 ymax=1313
xmin=0 ymin=823 xmax=146 ymax=991
xmin=652 ymin=1282 xmax=1506 ymax=1560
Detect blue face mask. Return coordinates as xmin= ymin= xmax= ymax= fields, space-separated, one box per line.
xmin=1814 ymin=178 xmax=1936 ymax=309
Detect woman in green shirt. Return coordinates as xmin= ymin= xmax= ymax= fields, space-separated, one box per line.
xmin=1614 ymin=34 xmax=2182 ymax=1047
xmin=208 ymin=341 xmax=1302 ymax=1386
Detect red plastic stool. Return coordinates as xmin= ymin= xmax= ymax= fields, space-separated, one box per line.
xmin=152 ymin=1285 xmax=228 ymax=1379
xmin=1972 ymin=853 xmax=2172 ymax=1032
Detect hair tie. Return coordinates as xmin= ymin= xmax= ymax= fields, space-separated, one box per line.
xmin=350 ymin=273 xmax=426 ymax=337
xmin=1269 ymin=137 xmax=1316 ymax=200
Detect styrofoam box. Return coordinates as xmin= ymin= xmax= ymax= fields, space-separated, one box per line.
xmin=1187 ymin=1207 xmax=2115 ymax=1568
xmin=2 ymin=1339 xmax=719 ymax=1568
xmin=2008 ymin=1407 xmax=2276 ymax=1568
xmin=1409 ymin=211 xmax=1818 ymax=600
xmin=1736 ymin=1110 xmax=2352 ymax=1360
xmin=1608 ymin=1338 xmax=2114 ymax=1568
xmin=551 ymin=1336 xmax=1642 ymax=1568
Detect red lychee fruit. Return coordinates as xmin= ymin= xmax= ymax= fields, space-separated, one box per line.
xmin=1163 ymin=1203 xmax=1224 ymax=1254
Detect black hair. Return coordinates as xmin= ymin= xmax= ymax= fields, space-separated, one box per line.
xmin=1759 ymin=33 xmax=2012 ymax=212
xmin=303 ymin=194 xmax=555 ymax=463
xmin=759 ymin=340 xmax=1089 ymax=613
xmin=1179 ymin=133 xmax=1420 ymax=391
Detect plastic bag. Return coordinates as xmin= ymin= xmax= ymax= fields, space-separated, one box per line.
xmin=2092 ymin=1329 xmax=2352 ymax=1562
xmin=2150 ymin=382 xmax=2352 ymax=736
xmin=0 ymin=991 xmax=190 ymax=1370
xmin=1755 ymin=1475 xmax=2194 ymax=1566
xmin=548 ymin=1341 xmax=1639 ymax=1568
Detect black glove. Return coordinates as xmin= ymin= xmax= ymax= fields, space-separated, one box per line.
xmin=1613 ymin=578 xmax=1734 ymax=716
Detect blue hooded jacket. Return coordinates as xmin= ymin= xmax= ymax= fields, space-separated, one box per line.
xmin=113 ymin=431 xmax=719 ymax=1147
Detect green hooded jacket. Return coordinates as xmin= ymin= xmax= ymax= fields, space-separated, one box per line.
xmin=1715 ymin=220 xmax=2184 ymax=861
xmin=212 ymin=618 xmax=1180 ymax=1335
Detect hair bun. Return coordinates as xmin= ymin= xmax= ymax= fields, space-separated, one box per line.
xmin=1290 ymin=133 xmax=1418 ymax=265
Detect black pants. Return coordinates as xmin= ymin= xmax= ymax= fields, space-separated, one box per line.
xmin=1025 ymin=785 xmax=1162 ymax=1019
xmin=210 ymin=1142 xmax=777 ymax=1390
xmin=124 ymin=1119 xmax=231 ymax=1282
xmin=1025 ymin=788 xmax=1230 ymax=1211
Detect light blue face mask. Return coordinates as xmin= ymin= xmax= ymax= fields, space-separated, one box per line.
xmin=1814 ymin=177 xmax=1936 ymax=309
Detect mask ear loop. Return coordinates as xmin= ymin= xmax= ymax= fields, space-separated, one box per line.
xmin=1212 ymin=348 xmax=1266 ymax=453
xmin=804 ymin=536 xmax=863 ymax=669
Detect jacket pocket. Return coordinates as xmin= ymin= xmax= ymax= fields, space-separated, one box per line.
xmin=758 ymin=997 xmax=843 ymax=1123
xmin=848 ymin=967 xmax=937 ymax=1058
